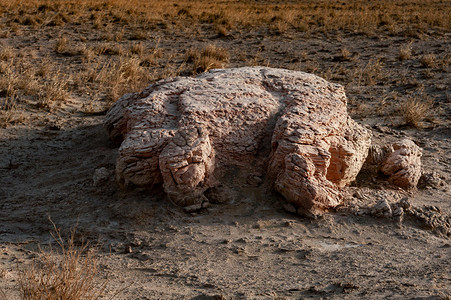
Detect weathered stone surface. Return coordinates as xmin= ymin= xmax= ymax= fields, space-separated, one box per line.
xmin=93 ymin=167 xmax=111 ymax=186
xmin=104 ymin=67 xmax=371 ymax=216
xmin=380 ymin=139 xmax=422 ymax=189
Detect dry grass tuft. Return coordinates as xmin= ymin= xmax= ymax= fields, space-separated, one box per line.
xmin=54 ymin=36 xmax=69 ymax=54
xmin=340 ymin=47 xmax=352 ymax=61
xmin=355 ymin=58 xmax=385 ymax=86
xmin=187 ymin=44 xmax=229 ymax=74
xmin=420 ymin=53 xmax=437 ymax=68
xmin=93 ymin=42 xmax=125 ymax=56
xmin=130 ymin=42 xmax=145 ymax=56
xmin=0 ymin=68 xmax=18 ymax=97
xmin=0 ymin=46 xmax=15 ymax=61
xmin=37 ymin=74 xmax=69 ymax=110
xmin=18 ymin=221 xmax=112 ymax=300
xmin=92 ymin=57 xmax=150 ymax=102
xmin=401 ymin=94 xmax=433 ymax=127
xmin=399 ymin=42 xmax=413 ymax=60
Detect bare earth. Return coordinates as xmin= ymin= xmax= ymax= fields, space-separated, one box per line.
xmin=1 ymin=3 xmax=450 ymax=299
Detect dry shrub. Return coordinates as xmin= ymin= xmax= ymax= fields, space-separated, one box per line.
xmin=0 ymin=94 xmax=22 ymax=127
xmin=95 ymin=57 xmax=150 ymax=102
xmin=399 ymin=42 xmax=413 ymax=60
xmin=93 ymin=42 xmax=124 ymax=56
xmin=0 ymin=68 xmax=18 ymax=97
xmin=18 ymin=222 xmax=111 ymax=300
xmin=420 ymin=53 xmax=437 ymax=68
xmin=401 ymin=95 xmax=433 ymax=127
xmin=129 ymin=30 xmax=148 ymax=40
xmin=54 ymin=36 xmax=69 ymax=54
xmin=130 ymin=42 xmax=145 ymax=56
xmin=188 ymin=44 xmax=229 ymax=74
xmin=37 ymin=74 xmax=69 ymax=110
xmin=0 ymin=46 xmax=14 ymax=61
xmin=340 ymin=47 xmax=352 ymax=61
xmin=355 ymin=58 xmax=385 ymax=86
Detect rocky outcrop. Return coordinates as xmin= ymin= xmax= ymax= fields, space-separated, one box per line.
xmin=104 ymin=67 xmax=371 ymax=216
xmin=380 ymin=139 xmax=422 ymax=189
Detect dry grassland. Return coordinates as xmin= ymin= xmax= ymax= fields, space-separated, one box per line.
xmin=0 ymin=0 xmax=449 ymax=127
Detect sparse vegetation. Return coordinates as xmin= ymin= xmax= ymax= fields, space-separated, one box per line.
xmin=0 ymin=0 xmax=448 ymax=126
xmin=420 ymin=53 xmax=437 ymax=68
xmin=18 ymin=221 xmax=111 ymax=300
xmin=399 ymin=42 xmax=413 ymax=60
xmin=400 ymin=93 xmax=433 ymax=128
xmin=187 ymin=44 xmax=230 ymax=74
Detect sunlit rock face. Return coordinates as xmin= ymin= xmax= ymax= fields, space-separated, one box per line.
xmin=104 ymin=67 xmax=371 ymax=216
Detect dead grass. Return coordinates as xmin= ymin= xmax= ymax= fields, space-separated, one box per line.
xmin=85 ymin=56 xmax=151 ymax=102
xmin=399 ymin=42 xmax=413 ymax=60
xmin=37 ymin=74 xmax=70 ymax=110
xmin=187 ymin=44 xmax=229 ymax=74
xmin=354 ymin=58 xmax=385 ymax=86
xmin=4 ymin=0 xmax=447 ymax=36
xmin=17 ymin=221 xmax=113 ymax=300
xmin=0 ymin=46 xmax=14 ymax=61
xmin=0 ymin=0 xmax=448 ymax=126
xmin=420 ymin=53 xmax=437 ymax=68
xmin=54 ymin=36 xmax=69 ymax=54
xmin=400 ymin=92 xmax=433 ymax=127
xmin=93 ymin=42 xmax=125 ymax=56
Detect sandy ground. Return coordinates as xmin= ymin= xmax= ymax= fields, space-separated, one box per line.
xmin=0 ymin=11 xmax=450 ymax=299
xmin=1 ymin=91 xmax=450 ymax=299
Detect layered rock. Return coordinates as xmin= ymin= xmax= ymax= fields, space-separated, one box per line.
xmin=104 ymin=67 xmax=372 ymax=216
xmin=380 ymin=139 xmax=422 ymax=189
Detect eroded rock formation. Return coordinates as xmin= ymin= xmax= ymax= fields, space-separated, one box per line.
xmin=104 ymin=67 xmax=372 ymax=216
xmin=380 ymin=139 xmax=422 ymax=189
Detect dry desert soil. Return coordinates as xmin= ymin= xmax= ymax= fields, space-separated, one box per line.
xmin=0 ymin=1 xmax=450 ymax=299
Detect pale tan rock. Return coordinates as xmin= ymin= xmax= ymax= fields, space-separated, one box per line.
xmin=104 ymin=67 xmax=371 ymax=216
xmin=380 ymin=139 xmax=422 ymax=189
xmin=159 ymin=126 xmax=215 ymax=206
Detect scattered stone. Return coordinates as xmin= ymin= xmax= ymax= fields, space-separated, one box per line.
xmin=247 ymin=174 xmax=264 ymax=186
xmin=92 ymin=167 xmax=110 ymax=186
xmin=124 ymin=245 xmax=133 ymax=253
xmin=380 ymin=139 xmax=422 ymax=189
xmin=366 ymin=144 xmax=393 ymax=165
xmin=399 ymin=197 xmax=411 ymax=210
xmin=392 ymin=205 xmax=404 ymax=223
xmin=392 ymin=206 xmax=404 ymax=217
xmin=405 ymin=206 xmax=450 ymax=237
xmin=183 ymin=203 xmax=204 ymax=213
xmin=352 ymin=190 xmax=366 ymax=200
xmin=231 ymin=245 xmax=246 ymax=255
xmin=418 ymin=171 xmax=445 ymax=189
xmin=105 ymin=67 xmax=371 ymax=217
xmin=131 ymin=251 xmax=151 ymax=261
xmin=370 ymin=199 xmax=392 ymax=218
